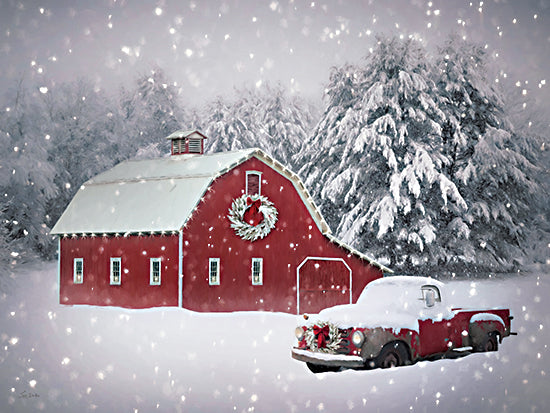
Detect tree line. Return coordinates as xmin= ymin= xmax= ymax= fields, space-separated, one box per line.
xmin=0 ymin=34 xmax=548 ymax=274
xmin=0 ymin=68 xmax=316 ymax=267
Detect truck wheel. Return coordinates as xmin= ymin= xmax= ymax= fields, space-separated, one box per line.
xmin=306 ymin=363 xmax=340 ymax=373
xmin=376 ymin=342 xmax=410 ymax=369
xmin=476 ymin=332 xmax=498 ymax=352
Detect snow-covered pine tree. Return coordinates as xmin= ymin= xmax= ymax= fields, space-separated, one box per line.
xmin=203 ymin=94 xmax=257 ymax=153
xmin=293 ymin=62 xmax=361 ymax=223
xmin=204 ymin=83 xmax=311 ymax=164
xmin=436 ymin=35 xmax=540 ymax=270
xmin=41 ymin=79 xmax=117 ymax=230
xmin=298 ymin=36 xmax=466 ymax=272
xmin=258 ymin=83 xmax=312 ymax=166
xmin=502 ymin=86 xmax=550 ymax=266
xmin=0 ymin=79 xmax=57 ymax=259
xmin=117 ymin=68 xmax=184 ymax=158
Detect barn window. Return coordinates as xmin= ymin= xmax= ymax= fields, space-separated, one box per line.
xmin=246 ymin=171 xmax=262 ymax=195
xmin=150 ymin=258 xmax=161 ymax=286
xmin=209 ymin=258 xmax=220 ymax=285
xmin=110 ymin=257 xmax=122 ymax=285
xmin=251 ymin=258 xmax=263 ymax=285
xmin=73 ymin=258 xmax=84 ymax=284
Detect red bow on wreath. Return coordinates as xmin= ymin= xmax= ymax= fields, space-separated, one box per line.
xmin=313 ymin=325 xmax=330 ymax=349
xmin=243 ymin=197 xmax=264 ymax=227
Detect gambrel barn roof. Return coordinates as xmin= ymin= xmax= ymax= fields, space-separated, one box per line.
xmin=51 ymin=148 xmax=390 ymax=271
xmin=51 ymin=148 xmax=327 ymax=235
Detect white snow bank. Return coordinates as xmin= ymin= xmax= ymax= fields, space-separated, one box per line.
xmin=0 ymin=262 xmax=549 ymax=413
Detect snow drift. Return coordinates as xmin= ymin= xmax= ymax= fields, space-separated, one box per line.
xmin=0 ymin=262 xmax=548 ymax=412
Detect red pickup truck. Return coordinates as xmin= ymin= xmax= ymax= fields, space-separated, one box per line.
xmin=292 ymin=276 xmax=515 ymax=373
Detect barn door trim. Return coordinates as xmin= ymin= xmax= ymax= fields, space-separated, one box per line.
xmin=178 ymin=230 xmax=183 ymax=308
xmin=296 ymin=257 xmax=352 ymax=315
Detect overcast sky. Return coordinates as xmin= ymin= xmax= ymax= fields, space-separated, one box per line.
xmin=1 ymin=0 xmax=549 ymax=113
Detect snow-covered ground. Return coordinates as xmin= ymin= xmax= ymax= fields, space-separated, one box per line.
xmin=0 ymin=262 xmax=548 ymax=413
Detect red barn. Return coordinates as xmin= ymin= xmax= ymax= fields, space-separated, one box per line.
xmin=51 ymin=130 xmax=390 ymax=314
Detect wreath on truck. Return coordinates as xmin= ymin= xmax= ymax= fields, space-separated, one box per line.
xmin=304 ymin=321 xmax=342 ymax=353
xmin=227 ymin=194 xmax=278 ymax=242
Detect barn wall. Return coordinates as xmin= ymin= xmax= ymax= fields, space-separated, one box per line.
xmin=181 ymin=157 xmax=382 ymax=313
xmin=59 ymin=234 xmax=179 ymax=308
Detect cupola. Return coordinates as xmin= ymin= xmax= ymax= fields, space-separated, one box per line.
xmin=166 ymin=130 xmax=207 ymax=155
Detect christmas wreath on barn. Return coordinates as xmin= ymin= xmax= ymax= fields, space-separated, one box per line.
xmin=227 ymin=194 xmax=278 ymax=241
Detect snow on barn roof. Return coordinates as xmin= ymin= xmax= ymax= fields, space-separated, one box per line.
xmin=51 ymin=149 xmax=274 ymax=235
xmin=49 ymin=147 xmax=329 ymax=234
xmin=50 ymin=148 xmax=390 ymax=271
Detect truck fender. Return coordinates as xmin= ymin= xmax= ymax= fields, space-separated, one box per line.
xmin=468 ymin=313 xmax=505 ymax=346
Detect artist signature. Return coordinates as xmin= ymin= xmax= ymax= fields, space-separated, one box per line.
xmin=19 ymin=390 xmax=40 ymax=399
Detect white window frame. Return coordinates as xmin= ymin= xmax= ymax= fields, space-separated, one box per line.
xmin=150 ymin=258 xmax=161 ymax=286
xmin=110 ymin=257 xmax=122 ymax=285
xmin=73 ymin=258 xmax=84 ymax=284
xmin=246 ymin=171 xmax=262 ymax=195
xmin=251 ymin=258 xmax=263 ymax=285
xmin=209 ymin=258 xmax=220 ymax=286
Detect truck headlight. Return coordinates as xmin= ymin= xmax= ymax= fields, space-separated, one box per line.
xmin=295 ymin=326 xmax=305 ymax=341
xmin=351 ymin=330 xmax=365 ymax=348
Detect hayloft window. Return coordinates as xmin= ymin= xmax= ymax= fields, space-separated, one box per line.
xmin=246 ymin=171 xmax=261 ymax=195
xmin=110 ymin=257 xmax=121 ymax=285
xmin=150 ymin=258 xmax=161 ymax=286
xmin=251 ymin=258 xmax=263 ymax=285
xmin=73 ymin=258 xmax=84 ymax=284
xmin=209 ymin=258 xmax=220 ymax=285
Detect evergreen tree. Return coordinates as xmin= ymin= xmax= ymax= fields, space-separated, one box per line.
xmin=299 ymin=36 xmax=466 ymax=272
xmin=116 ymin=67 xmax=184 ymax=158
xmin=436 ymin=35 xmax=539 ymax=270
xmin=503 ymin=86 xmax=550 ymax=265
xmin=0 ymin=79 xmax=57 ymax=258
xmin=41 ymin=79 xmax=117 ymax=227
xmin=203 ymin=94 xmax=256 ymax=153
xmin=258 ymin=83 xmax=311 ymax=166
xmin=204 ymin=83 xmax=312 ymax=164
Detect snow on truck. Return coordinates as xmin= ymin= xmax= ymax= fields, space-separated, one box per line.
xmin=292 ymin=276 xmax=515 ymax=373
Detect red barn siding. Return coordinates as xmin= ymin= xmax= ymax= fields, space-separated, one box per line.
xmin=56 ymin=153 xmax=384 ymax=313
xmin=59 ymin=234 xmax=179 ymax=308
xmin=181 ymin=157 xmax=382 ymax=313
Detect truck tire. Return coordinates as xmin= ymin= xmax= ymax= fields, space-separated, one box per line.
xmin=376 ymin=342 xmax=410 ymax=369
xmin=475 ymin=332 xmax=499 ymax=352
